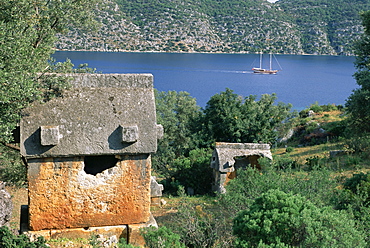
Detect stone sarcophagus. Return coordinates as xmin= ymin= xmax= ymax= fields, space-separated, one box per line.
xmin=210 ymin=142 xmax=272 ymax=194
xmin=20 ymin=74 xmax=163 ymax=237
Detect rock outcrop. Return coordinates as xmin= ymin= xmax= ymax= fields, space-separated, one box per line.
xmin=0 ymin=182 xmax=12 ymax=227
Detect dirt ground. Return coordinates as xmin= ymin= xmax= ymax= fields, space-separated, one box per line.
xmin=5 ymin=185 xmax=28 ymax=233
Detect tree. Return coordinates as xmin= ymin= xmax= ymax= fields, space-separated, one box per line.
xmin=0 ymin=0 xmax=100 ymax=142
xmin=201 ymin=89 xmax=294 ymax=145
xmin=153 ymin=90 xmax=202 ymax=176
xmin=346 ymin=10 xmax=370 ymax=134
xmin=233 ymin=189 xmax=366 ymax=248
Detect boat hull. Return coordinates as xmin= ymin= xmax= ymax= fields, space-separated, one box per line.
xmin=252 ymin=68 xmax=278 ymax=74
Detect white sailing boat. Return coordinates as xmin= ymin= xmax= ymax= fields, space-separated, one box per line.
xmin=252 ymin=53 xmax=280 ymax=74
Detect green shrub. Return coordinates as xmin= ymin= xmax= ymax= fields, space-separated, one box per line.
xmin=233 ymin=189 xmax=366 ymax=248
xmin=259 ymin=155 xmax=297 ymax=170
xmin=220 ymin=167 xmax=337 ymax=216
xmin=142 ymin=226 xmax=185 ymax=248
xmin=165 ymin=195 xmax=234 ymax=248
xmin=335 ymin=172 xmax=370 ymax=245
xmin=305 ymin=121 xmax=319 ymax=134
xmin=344 ymin=172 xmax=370 ymax=193
xmin=161 ymin=148 xmax=213 ymax=195
xmin=322 ymin=119 xmax=347 ymax=137
xmin=345 ymin=135 xmax=370 ymax=153
xmin=285 ymin=147 xmax=294 ymax=153
xmin=0 ymin=226 xmax=48 ymax=248
xmin=305 ymin=156 xmax=325 ymax=171
xmin=0 ymin=144 xmax=27 ymax=187
xmin=309 ymin=102 xmax=323 ymax=113
xmin=321 ymin=104 xmax=338 ymax=112
xmin=299 ymin=109 xmax=309 ymax=118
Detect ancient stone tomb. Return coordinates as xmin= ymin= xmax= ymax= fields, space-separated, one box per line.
xmin=20 ymin=74 xmax=163 ymax=243
xmin=210 ymin=142 xmax=272 ymax=193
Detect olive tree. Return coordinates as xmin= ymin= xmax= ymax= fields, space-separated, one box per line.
xmin=0 ymin=0 xmax=100 ymax=142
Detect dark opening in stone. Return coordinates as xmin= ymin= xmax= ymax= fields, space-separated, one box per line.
xmin=234 ymin=155 xmax=262 ymax=171
xmin=84 ymin=155 xmax=119 ymax=176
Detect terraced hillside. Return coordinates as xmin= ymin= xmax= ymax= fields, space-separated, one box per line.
xmin=56 ymin=0 xmax=369 ymax=55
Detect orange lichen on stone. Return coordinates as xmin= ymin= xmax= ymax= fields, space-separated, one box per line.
xmin=27 ymin=155 xmax=151 ymax=231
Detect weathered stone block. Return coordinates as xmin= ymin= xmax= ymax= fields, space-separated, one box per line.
xmin=40 ymin=126 xmax=60 ymax=146
xmin=27 ymin=155 xmax=151 ymax=231
xmin=121 ymin=125 xmax=139 ymax=143
xmin=49 ymin=225 xmax=127 ymax=240
xmin=211 ymin=142 xmax=273 ymax=193
xmin=21 ymin=74 xmax=161 ymax=236
xmin=0 ymin=182 xmax=12 ymax=227
xmin=150 ymin=176 xmax=164 ymax=197
xmin=20 ymin=74 xmax=158 ymax=158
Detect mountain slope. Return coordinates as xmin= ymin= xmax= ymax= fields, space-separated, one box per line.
xmin=56 ymin=0 xmax=369 ymax=55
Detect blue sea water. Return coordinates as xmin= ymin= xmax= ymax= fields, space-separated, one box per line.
xmin=52 ymin=51 xmax=357 ymax=109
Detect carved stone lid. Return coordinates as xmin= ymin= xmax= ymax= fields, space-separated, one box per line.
xmin=20 ymin=74 xmax=162 ymax=158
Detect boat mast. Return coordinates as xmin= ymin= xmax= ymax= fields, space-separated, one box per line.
xmin=269 ymin=53 xmax=272 ymax=70
xmin=259 ymin=52 xmax=262 ymax=69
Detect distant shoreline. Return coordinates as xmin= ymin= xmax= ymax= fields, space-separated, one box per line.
xmin=54 ymin=49 xmax=353 ymax=57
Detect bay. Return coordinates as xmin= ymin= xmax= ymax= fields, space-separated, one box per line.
xmin=53 ymin=51 xmax=357 ymax=110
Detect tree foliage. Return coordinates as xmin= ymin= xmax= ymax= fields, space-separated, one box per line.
xmin=153 ymin=90 xmax=201 ymax=175
xmin=201 ymin=89 xmax=294 ymax=145
xmin=233 ymin=189 xmax=366 ymax=248
xmin=346 ymin=10 xmax=370 ymax=134
xmin=0 ymin=0 xmax=100 ymax=142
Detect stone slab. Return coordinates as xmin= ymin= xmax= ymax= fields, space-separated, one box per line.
xmin=27 ymin=155 xmax=151 ymax=231
xmin=20 ymin=74 xmax=161 ymax=158
xmin=23 ymin=225 xmax=127 ymax=241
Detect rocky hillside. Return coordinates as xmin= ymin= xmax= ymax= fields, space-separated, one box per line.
xmin=56 ymin=0 xmax=369 ymax=55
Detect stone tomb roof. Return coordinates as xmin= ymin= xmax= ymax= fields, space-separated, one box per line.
xmin=20 ymin=74 xmax=163 ymax=158
xmin=210 ymin=142 xmax=273 ymax=173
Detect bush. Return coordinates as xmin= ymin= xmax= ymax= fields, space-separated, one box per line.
xmin=343 ymin=172 xmax=370 ymax=194
xmin=233 ymin=189 xmax=366 ymax=247
xmin=305 ymin=156 xmax=325 ymax=170
xmin=160 ymin=148 xmax=213 ymax=195
xmin=219 ymin=167 xmax=338 ymax=216
xmin=322 ymin=119 xmax=347 ymax=137
xmin=321 ymin=104 xmax=338 ymax=112
xmin=0 ymin=144 xmax=27 ymax=187
xmin=285 ymin=147 xmax=294 ymax=153
xmin=259 ymin=155 xmax=297 ymax=170
xmin=336 ymin=172 xmax=370 ymax=244
xmin=345 ymin=135 xmax=370 ymax=153
xmin=165 ymin=194 xmax=234 ymax=248
xmin=0 ymin=226 xmax=48 ymax=248
xmin=309 ymin=102 xmax=323 ymax=113
xmin=142 ymin=226 xmax=185 ymax=248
